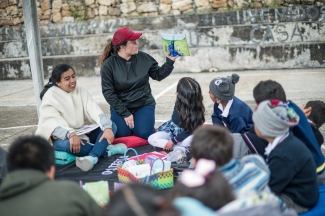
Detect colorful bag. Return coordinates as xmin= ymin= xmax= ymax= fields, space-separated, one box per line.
xmin=117 ymin=148 xmax=174 ymax=189
xmin=55 ymin=151 xmax=76 ymax=165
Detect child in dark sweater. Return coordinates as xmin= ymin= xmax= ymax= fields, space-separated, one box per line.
xmin=191 ymin=126 xmax=271 ymax=197
xmin=253 ymin=99 xmax=319 ymax=213
xmin=301 ymin=100 xmax=325 ymax=147
xmin=253 ymin=80 xmax=325 ymax=175
xmin=148 ymin=77 xmax=205 ymax=151
xmin=209 ymin=74 xmax=253 ymax=133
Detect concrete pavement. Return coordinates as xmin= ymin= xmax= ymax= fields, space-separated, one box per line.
xmin=1 ymin=69 xmax=325 ymax=152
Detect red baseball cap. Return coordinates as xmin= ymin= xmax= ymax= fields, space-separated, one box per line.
xmin=112 ymin=27 xmax=142 ymax=46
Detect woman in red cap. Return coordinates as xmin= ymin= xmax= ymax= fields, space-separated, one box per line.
xmin=99 ymin=27 xmax=177 ymax=140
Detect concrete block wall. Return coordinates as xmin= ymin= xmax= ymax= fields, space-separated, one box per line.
xmin=0 ymin=5 xmax=325 ymax=79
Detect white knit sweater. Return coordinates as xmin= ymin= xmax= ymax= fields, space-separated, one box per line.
xmin=35 ymin=85 xmax=104 ymax=142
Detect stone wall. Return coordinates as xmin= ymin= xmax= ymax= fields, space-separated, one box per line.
xmin=0 ymin=0 xmax=325 ymax=27
xmin=1 ymin=5 xmax=324 ymax=79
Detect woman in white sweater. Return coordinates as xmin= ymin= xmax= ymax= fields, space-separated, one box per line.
xmin=36 ymin=64 xmax=126 ymax=171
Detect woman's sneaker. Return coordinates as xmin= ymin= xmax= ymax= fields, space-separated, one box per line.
xmin=76 ymin=156 xmax=98 ymax=171
xmin=107 ymin=143 xmax=127 ymax=156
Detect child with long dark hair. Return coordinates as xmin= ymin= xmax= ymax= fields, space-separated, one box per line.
xmin=148 ymin=77 xmax=205 ymax=150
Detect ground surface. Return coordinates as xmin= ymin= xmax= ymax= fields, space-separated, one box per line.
xmin=0 ymin=69 xmax=325 ymax=154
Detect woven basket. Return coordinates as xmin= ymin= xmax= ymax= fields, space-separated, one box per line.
xmin=117 ymin=148 xmax=174 ymax=189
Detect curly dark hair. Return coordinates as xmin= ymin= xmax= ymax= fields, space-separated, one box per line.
xmin=175 ymin=77 xmax=205 ymax=133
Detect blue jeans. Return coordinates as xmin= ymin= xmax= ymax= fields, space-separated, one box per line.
xmin=53 ymin=122 xmax=117 ymax=158
xmin=110 ymin=105 xmax=155 ymax=140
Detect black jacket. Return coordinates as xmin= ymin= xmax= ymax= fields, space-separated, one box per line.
xmin=268 ymin=132 xmax=319 ymax=208
xmin=101 ymin=51 xmax=174 ymax=117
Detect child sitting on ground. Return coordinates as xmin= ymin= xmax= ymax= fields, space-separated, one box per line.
xmin=301 ymin=100 xmax=325 ymax=147
xmin=148 ymin=77 xmax=205 ymax=151
xmin=36 ymin=64 xmax=126 ymax=172
xmin=171 ymin=158 xmax=235 ymax=215
xmin=170 ymin=158 xmax=295 ymax=216
xmin=209 ymin=74 xmax=253 ymax=133
xmin=191 ymin=125 xmax=270 ymax=196
xmin=253 ymin=99 xmax=319 ymax=213
xmin=104 ymin=184 xmax=177 ymax=216
xmin=253 ymin=80 xmax=325 ymax=175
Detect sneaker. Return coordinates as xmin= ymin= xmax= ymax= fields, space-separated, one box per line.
xmin=76 ymin=156 xmax=98 ymax=171
xmin=107 ymin=143 xmax=127 ymax=156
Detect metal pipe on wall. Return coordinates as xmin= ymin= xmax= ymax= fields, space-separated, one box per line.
xmin=22 ymin=0 xmax=44 ymax=117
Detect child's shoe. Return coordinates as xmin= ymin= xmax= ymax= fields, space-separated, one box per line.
xmin=107 ymin=143 xmax=127 ymax=156
xmin=76 ymin=156 xmax=98 ymax=171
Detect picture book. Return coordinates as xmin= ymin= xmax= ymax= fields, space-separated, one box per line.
xmin=161 ymin=33 xmax=190 ymax=57
xmin=74 ymin=124 xmax=99 ymax=136
xmin=83 ymin=181 xmax=109 ymax=206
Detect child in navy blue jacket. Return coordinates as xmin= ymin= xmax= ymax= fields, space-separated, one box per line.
xmin=209 ymin=74 xmax=253 ymax=133
xmin=301 ymin=100 xmax=325 ymax=147
xmin=253 ymin=99 xmax=319 ymax=213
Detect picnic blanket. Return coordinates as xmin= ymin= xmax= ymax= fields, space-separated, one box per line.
xmin=55 ymin=145 xmax=160 ymax=189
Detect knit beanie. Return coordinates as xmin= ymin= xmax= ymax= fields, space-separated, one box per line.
xmin=209 ymin=74 xmax=240 ymax=102
xmin=253 ymin=100 xmax=299 ymax=137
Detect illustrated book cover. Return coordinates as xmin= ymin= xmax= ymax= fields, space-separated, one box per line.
xmin=161 ymin=33 xmax=190 ymax=57
xmin=83 ymin=181 xmax=109 ymax=206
